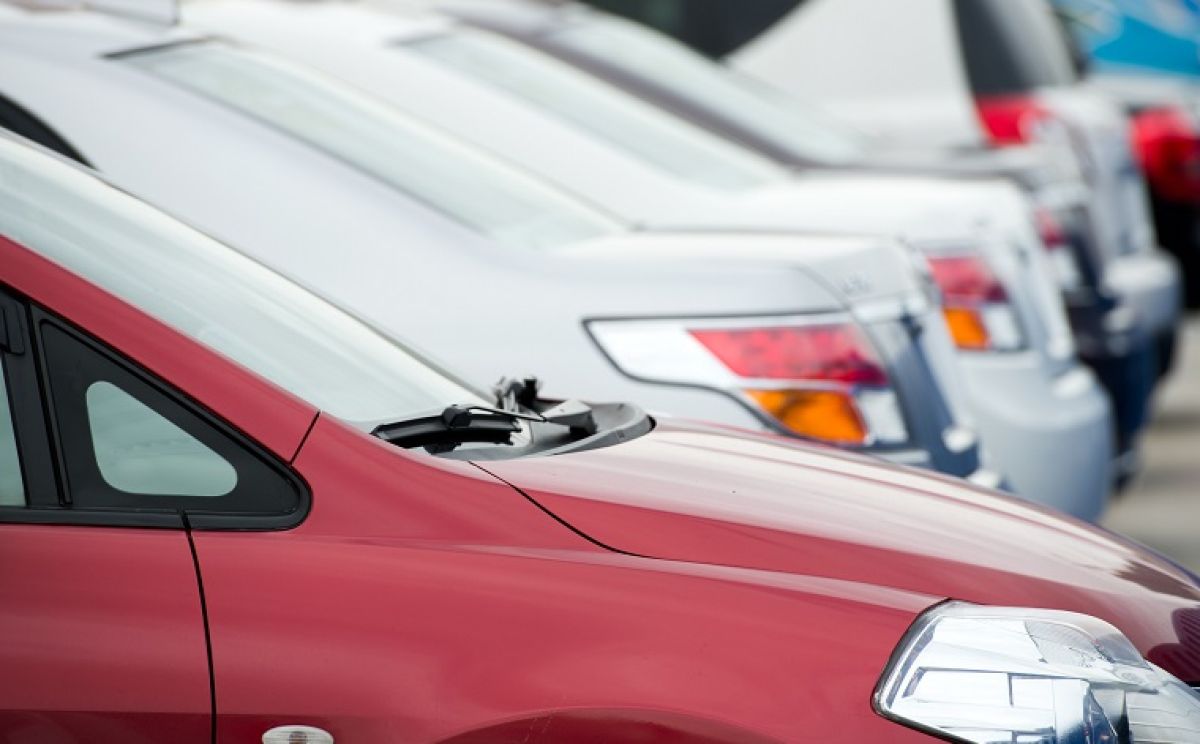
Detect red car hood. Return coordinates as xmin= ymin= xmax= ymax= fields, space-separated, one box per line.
xmin=477 ymin=420 xmax=1200 ymax=682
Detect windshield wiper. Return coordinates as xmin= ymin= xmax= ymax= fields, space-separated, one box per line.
xmin=372 ymin=403 xmax=527 ymax=451
xmin=493 ymin=376 xmax=598 ymax=434
xmin=372 ymin=377 xmax=598 ymax=452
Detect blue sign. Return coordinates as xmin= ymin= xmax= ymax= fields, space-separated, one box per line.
xmin=1054 ymin=0 xmax=1200 ymax=78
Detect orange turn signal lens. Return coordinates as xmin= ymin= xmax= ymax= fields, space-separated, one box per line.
xmin=942 ymin=307 xmax=990 ymax=351
xmin=747 ymin=389 xmax=869 ymax=445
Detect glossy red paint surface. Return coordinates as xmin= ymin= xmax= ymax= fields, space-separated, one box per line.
xmin=480 ymin=419 xmax=1200 ymax=682
xmin=193 ymin=416 xmax=936 ymax=742
xmin=0 ymin=525 xmax=210 ymax=742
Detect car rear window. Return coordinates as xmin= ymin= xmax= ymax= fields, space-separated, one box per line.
xmin=953 ymin=0 xmax=1080 ymax=96
xmin=406 ymin=28 xmax=786 ymax=191
xmin=548 ymin=16 xmax=865 ymax=164
xmin=121 ymin=41 xmax=622 ymax=252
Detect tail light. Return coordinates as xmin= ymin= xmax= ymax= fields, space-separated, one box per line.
xmin=586 ymin=316 xmax=908 ymax=447
xmin=687 ymin=325 xmax=888 ymax=385
xmin=1132 ymin=105 xmax=1200 ymax=203
xmin=1034 ymin=206 xmax=1084 ymax=291
xmin=926 ymin=253 xmax=1025 ymax=352
xmin=976 ymin=94 xmax=1056 ymax=147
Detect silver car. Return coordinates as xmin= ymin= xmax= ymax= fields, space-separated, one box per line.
xmin=183 ymin=0 xmax=1115 ymax=518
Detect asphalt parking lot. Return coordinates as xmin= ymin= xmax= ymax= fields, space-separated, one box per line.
xmin=1104 ymin=315 xmax=1200 ymax=572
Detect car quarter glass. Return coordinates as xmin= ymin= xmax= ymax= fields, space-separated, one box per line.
xmin=0 ymin=136 xmax=481 ymax=427
xmin=85 ymin=380 xmax=236 ymax=498
xmin=120 ymin=40 xmax=621 ymax=252
xmin=32 ymin=318 xmax=303 ymax=515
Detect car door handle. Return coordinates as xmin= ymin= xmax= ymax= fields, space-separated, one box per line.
xmin=262 ymin=725 xmax=334 ymax=744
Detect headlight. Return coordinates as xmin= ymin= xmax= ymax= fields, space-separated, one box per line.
xmin=876 ymin=602 xmax=1200 ymax=743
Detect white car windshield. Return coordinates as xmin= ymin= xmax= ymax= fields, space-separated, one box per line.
xmin=406 ymin=28 xmax=787 ymax=191
xmin=122 ymin=41 xmax=621 ymax=252
xmin=549 ymin=16 xmax=867 ymax=165
xmin=0 ymin=135 xmax=486 ymax=426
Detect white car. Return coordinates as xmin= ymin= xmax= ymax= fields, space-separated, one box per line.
xmin=183 ymin=0 xmax=1115 ymax=518
xmin=0 ymin=2 xmax=995 ymax=486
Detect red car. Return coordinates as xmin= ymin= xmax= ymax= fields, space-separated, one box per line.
xmin=0 ymin=133 xmax=1198 ymax=744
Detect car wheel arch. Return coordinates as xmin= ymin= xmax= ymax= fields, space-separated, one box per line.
xmin=434 ymin=708 xmax=784 ymax=744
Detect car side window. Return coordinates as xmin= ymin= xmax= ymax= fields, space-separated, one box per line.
xmin=38 ymin=318 xmax=302 ymax=518
xmin=0 ymin=360 xmax=25 ymax=506
xmin=85 ymin=380 xmax=237 ymax=498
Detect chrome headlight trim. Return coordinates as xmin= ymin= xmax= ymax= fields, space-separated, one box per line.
xmin=875 ymin=602 xmax=1200 ymax=743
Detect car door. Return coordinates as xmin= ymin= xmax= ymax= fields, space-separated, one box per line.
xmin=0 ymin=289 xmax=214 ymax=743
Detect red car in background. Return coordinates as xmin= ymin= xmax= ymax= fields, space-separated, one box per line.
xmin=0 ymin=133 xmax=1198 ymax=743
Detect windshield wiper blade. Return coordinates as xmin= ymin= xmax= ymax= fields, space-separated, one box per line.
xmin=373 ymin=378 xmax=602 ymax=453
xmin=372 ymin=404 xmax=527 ymax=451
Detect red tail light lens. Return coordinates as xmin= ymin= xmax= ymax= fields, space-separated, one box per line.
xmin=927 ymin=255 xmax=1008 ymax=304
xmin=586 ymin=317 xmax=909 ymax=447
xmin=688 ymin=325 xmax=888 ymax=386
xmin=976 ymin=94 xmax=1054 ymax=147
xmin=926 ymin=254 xmax=1023 ymax=352
xmin=1132 ymin=105 xmax=1200 ymax=203
xmin=1034 ymin=207 xmax=1068 ymax=251
xmin=687 ymin=323 xmax=900 ymax=446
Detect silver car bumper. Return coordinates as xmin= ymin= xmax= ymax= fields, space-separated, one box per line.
xmin=961 ymin=353 xmax=1114 ymax=521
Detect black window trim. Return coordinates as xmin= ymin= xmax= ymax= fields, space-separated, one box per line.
xmin=0 ymin=92 xmax=91 ymax=167
xmin=0 ymin=292 xmax=62 ymax=512
xmin=0 ymin=285 xmax=311 ymax=530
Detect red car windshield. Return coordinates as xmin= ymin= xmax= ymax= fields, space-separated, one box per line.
xmin=0 ymin=135 xmax=485 ymax=426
